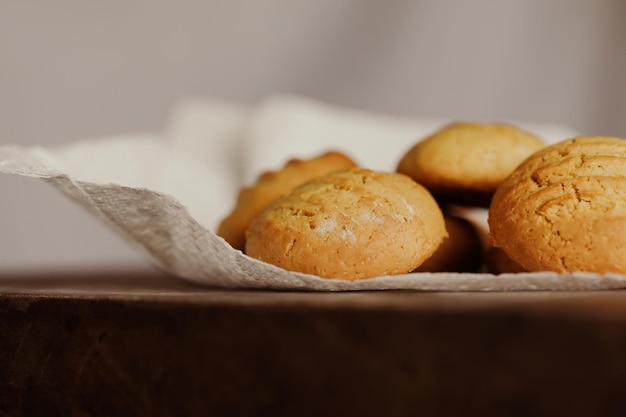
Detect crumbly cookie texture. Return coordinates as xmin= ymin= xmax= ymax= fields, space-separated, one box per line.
xmin=217 ymin=151 xmax=357 ymax=251
xmin=489 ymin=136 xmax=626 ymax=273
xmin=245 ymin=168 xmax=447 ymax=280
xmin=397 ymin=122 xmax=545 ymax=207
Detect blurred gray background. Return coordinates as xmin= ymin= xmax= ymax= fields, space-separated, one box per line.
xmin=1 ymin=0 xmax=625 ymax=271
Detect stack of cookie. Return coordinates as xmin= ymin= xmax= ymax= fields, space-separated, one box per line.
xmin=395 ymin=122 xmax=545 ymax=274
xmin=217 ymin=122 xmax=626 ymax=279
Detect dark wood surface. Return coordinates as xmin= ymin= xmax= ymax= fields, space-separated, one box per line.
xmin=2 ymin=269 xmax=626 ymax=417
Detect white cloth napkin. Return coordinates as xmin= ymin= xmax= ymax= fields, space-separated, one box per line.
xmin=240 ymin=94 xmax=579 ymax=184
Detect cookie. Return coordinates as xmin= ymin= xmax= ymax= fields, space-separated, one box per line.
xmin=245 ymin=168 xmax=447 ymax=280
xmin=217 ymin=151 xmax=357 ymax=251
xmin=414 ymin=213 xmax=483 ymax=273
xmin=397 ymin=122 xmax=545 ymax=207
xmin=484 ymin=247 xmax=526 ymax=274
xmin=489 ymin=136 xmax=626 ymax=273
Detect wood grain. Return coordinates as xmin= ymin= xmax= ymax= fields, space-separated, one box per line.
xmin=2 ymin=270 xmax=626 ymax=416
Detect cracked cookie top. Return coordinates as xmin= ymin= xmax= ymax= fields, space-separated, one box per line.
xmin=489 ymin=136 xmax=626 ymax=273
xmin=245 ymin=168 xmax=447 ymax=280
xmin=217 ymin=151 xmax=357 ymax=251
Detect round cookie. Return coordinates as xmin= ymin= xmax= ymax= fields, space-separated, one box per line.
xmin=414 ymin=213 xmax=483 ymax=273
xmin=489 ymin=136 xmax=626 ymax=274
xmin=397 ymin=122 xmax=545 ymax=207
xmin=217 ymin=151 xmax=357 ymax=251
xmin=484 ymin=247 xmax=526 ymax=274
xmin=245 ymin=168 xmax=447 ymax=280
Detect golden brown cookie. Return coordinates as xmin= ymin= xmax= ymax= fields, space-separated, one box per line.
xmin=489 ymin=136 xmax=626 ymax=273
xmin=414 ymin=213 xmax=483 ymax=273
xmin=397 ymin=122 xmax=545 ymax=207
xmin=217 ymin=151 xmax=357 ymax=251
xmin=245 ymin=168 xmax=447 ymax=280
xmin=484 ymin=247 xmax=526 ymax=274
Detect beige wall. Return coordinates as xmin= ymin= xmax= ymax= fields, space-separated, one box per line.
xmin=1 ymin=0 xmax=625 ymax=270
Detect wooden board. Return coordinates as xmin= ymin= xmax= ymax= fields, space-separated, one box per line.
xmin=2 ymin=269 xmax=626 ymax=416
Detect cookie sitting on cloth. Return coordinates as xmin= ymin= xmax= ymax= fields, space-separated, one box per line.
xmin=489 ymin=136 xmax=626 ymax=274
xmin=5 ymin=95 xmax=625 ymax=291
